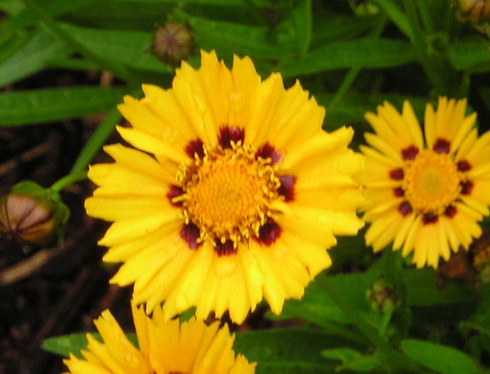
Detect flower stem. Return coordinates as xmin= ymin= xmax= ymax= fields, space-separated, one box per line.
xmin=50 ymin=170 xmax=87 ymax=193
xmin=318 ymin=275 xmax=426 ymax=373
xmin=69 ymin=107 xmax=122 ymax=175
xmin=48 ymin=106 xmax=122 ymax=192
xmin=401 ymin=0 xmax=458 ymax=96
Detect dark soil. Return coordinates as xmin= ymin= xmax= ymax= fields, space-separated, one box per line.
xmin=0 ymin=69 xmax=134 ymax=374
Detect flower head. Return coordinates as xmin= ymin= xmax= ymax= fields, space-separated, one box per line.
xmin=358 ymin=97 xmax=490 ymax=268
xmin=0 ymin=181 xmax=69 ymax=246
xmin=85 ymin=50 xmax=364 ymax=322
xmin=63 ymin=303 xmax=255 ymax=374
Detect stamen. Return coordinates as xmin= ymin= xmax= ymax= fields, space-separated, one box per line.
xmin=176 ymin=135 xmax=286 ymax=251
xmin=256 ymin=143 xmax=282 ymax=164
xmin=258 ymin=219 xmax=282 ymax=246
xmin=185 ymin=139 xmax=205 ymax=159
xmin=167 ymin=185 xmax=185 ymax=207
xmin=218 ymin=127 xmax=245 ymax=149
xmin=402 ymin=150 xmax=460 ymax=214
xmin=180 ymin=223 xmax=202 ymax=249
xmin=278 ymin=176 xmax=296 ymax=202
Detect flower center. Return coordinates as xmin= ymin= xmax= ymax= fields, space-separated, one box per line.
xmin=402 ymin=150 xmax=461 ymax=214
xmin=177 ymin=143 xmax=280 ymax=246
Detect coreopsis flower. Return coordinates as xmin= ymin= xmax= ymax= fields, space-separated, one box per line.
xmin=63 ymin=303 xmax=255 ymax=374
xmin=85 ymin=50 xmax=364 ymax=323
xmin=358 ymin=97 xmax=490 ymax=268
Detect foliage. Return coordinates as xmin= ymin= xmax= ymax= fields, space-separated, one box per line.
xmin=2 ymin=0 xmax=490 ymax=373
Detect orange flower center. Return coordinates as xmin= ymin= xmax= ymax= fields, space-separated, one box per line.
xmin=177 ymin=144 xmax=280 ymax=246
xmin=402 ymin=150 xmax=461 ymax=214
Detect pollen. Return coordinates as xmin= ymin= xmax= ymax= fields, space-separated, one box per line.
xmin=175 ymin=142 xmax=281 ymax=248
xmin=402 ymin=150 xmax=461 ymax=214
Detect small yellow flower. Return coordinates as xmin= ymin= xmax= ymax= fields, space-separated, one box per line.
xmin=85 ymin=50 xmax=364 ymax=322
xmin=358 ymin=97 xmax=490 ymax=268
xmin=63 ymin=303 xmax=255 ymax=374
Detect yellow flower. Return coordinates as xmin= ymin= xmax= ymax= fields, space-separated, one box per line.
xmin=63 ymin=303 xmax=255 ymax=374
xmin=85 ymin=50 xmax=364 ymax=323
xmin=359 ymin=97 xmax=490 ymax=268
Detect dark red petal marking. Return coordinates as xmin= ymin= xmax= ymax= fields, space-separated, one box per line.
xmin=215 ymin=240 xmax=236 ymax=256
xmin=398 ymin=201 xmax=413 ymax=217
xmin=433 ymin=138 xmax=451 ymax=154
xmin=393 ymin=187 xmax=405 ymax=197
xmin=180 ymin=223 xmax=201 ymax=249
xmin=401 ymin=145 xmax=419 ymax=161
xmin=185 ymin=139 xmax=205 ymax=159
xmin=457 ymin=160 xmax=472 ymax=172
xmin=278 ymin=176 xmax=296 ymax=202
xmin=422 ymin=212 xmax=439 ymax=225
xmin=218 ymin=126 xmax=245 ymax=149
xmin=444 ymin=205 xmax=457 ymax=218
xmin=460 ymin=180 xmax=474 ymax=195
xmin=167 ymin=185 xmax=184 ymax=207
xmin=258 ymin=219 xmax=282 ymax=246
xmin=389 ymin=168 xmax=404 ymax=180
xmin=256 ymin=143 xmax=282 ymax=164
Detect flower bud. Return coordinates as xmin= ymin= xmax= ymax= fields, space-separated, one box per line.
xmin=0 ymin=182 xmax=69 ymax=246
xmin=471 ymin=229 xmax=490 ymax=283
xmin=455 ymin=0 xmax=490 ymax=23
xmin=366 ymin=276 xmax=398 ymax=312
xmin=152 ymin=21 xmax=194 ymax=66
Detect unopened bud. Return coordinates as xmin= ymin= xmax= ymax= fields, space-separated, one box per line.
xmin=152 ymin=22 xmax=194 ymax=66
xmin=471 ymin=229 xmax=490 ymax=283
xmin=455 ymin=0 xmax=490 ymax=23
xmin=0 ymin=182 xmax=69 ymax=246
xmin=366 ymin=276 xmax=398 ymax=312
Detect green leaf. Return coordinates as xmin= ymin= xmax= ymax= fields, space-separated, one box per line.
xmin=42 ymin=333 xmax=89 ymax=359
xmin=447 ymin=40 xmax=490 ymax=73
xmin=400 ymin=339 xmax=484 ymax=374
xmin=322 ymin=347 xmax=382 ymax=372
xmin=277 ymin=0 xmax=312 ymax=56
xmin=56 ymin=22 xmax=172 ymax=75
xmin=0 ymin=86 xmax=127 ymax=126
xmin=234 ymin=328 xmax=337 ymax=373
xmin=310 ymin=15 xmax=378 ymax=47
xmin=0 ymin=30 xmax=71 ymax=87
xmin=6 ymin=0 xmax=97 ymax=31
xmin=181 ymin=12 xmax=297 ymax=59
xmin=278 ymin=38 xmax=416 ymax=77
xmin=403 ymin=267 xmax=478 ymax=307
xmin=43 ymin=332 xmax=139 ymax=358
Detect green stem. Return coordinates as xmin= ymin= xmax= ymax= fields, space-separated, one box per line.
xmin=329 ymin=16 xmax=386 ymax=109
xmin=69 ymin=106 xmax=122 ymax=175
xmin=21 ymin=0 xmax=138 ymax=84
xmin=318 ymin=275 xmax=426 ymax=373
xmin=50 ymin=170 xmax=87 ymax=193
xmin=401 ymin=0 xmax=457 ymax=96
